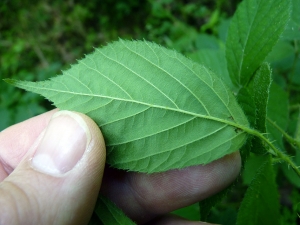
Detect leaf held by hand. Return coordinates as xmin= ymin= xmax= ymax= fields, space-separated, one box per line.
xmin=5 ymin=40 xmax=249 ymax=173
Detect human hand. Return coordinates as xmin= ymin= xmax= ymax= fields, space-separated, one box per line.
xmin=0 ymin=110 xmax=241 ymax=225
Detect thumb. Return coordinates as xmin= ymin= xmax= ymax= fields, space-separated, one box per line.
xmin=0 ymin=111 xmax=106 ymax=225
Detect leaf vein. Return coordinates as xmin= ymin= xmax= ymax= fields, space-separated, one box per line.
xmin=95 ymin=47 xmax=179 ymax=109
xmin=81 ymin=56 xmax=134 ymax=100
xmin=101 ymin=105 xmax=150 ymax=127
xmin=107 ymin=115 xmax=196 ymax=146
xmin=64 ymin=72 xmax=93 ymax=94
xmin=117 ymin=124 xmax=232 ymax=164
xmin=120 ymin=40 xmax=211 ymax=115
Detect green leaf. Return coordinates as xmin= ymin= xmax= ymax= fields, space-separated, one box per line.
xmin=295 ymin=107 xmax=300 ymax=142
xmin=194 ymin=34 xmax=221 ymax=50
xmin=242 ymin=154 xmax=269 ymax=185
xmin=226 ymin=0 xmax=291 ymax=87
xmin=5 ymin=40 xmax=249 ymax=173
xmin=281 ymin=151 xmax=300 ymax=188
xmin=237 ymin=88 xmax=256 ymax=128
xmin=199 ymin=182 xmax=233 ymax=221
xmin=188 ymin=49 xmax=234 ymax=90
xmin=289 ymin=57 xmax=300 ymax=85
xmin=172 ymin=203 xmax=200 ymax=221
xmin=281 ymin=110 xmax=300 ymax=188
xmin=95 ymin=195 xmax=136 ymax=225
xmin=282 ymin=0 xmax=300 ymax=40
xmin=247 ymin=63 xmax=272 ymax=154
xmin=284 ymin=18 xmax=300 ymax=41
xmin=253 ymin=63 xmax=272 ymax=137
xmin=266 ymin=40 xmax=295 ymax=65
xmin=217 ymin=19 xmax=231 ymax=43
xmin=266 ymin=83 xmax=289 ymax=150
xmin=236 ymin=155 xmax=281 ymax=225
xmin=266 ymin=40 xmax=295 ymax=83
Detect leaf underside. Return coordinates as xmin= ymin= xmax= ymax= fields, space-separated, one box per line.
xmin=6 ymin=40 xmax=249 ymax=173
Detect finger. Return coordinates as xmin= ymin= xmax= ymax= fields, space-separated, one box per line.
xmin=0 ymin=110 xmax=106 ymax=225
xmin=0 ymin=109 xmax=58 ymax=179
xmin=101 ymin=151 xmax=241 ymax=224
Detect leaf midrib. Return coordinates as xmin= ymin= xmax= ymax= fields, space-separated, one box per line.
xmin=24 ymin=83 xmax=250 ymax=132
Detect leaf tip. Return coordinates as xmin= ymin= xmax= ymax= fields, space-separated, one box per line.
xmin=3 ymin=78 xmax=17 ymax=85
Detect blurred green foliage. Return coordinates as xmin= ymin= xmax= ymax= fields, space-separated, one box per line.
xmin=1 ymin=0 xmax=300 ymax=224
xmin=0 ymin=0 xmax=150 ymax=128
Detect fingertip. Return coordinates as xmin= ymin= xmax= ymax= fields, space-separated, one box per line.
xmin=0 ymin=110 xmax=106 ymax=225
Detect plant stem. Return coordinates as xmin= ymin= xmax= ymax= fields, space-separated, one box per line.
xmin=245 ymin=127 xmax=300 ymax=177
xmin=266 ymin=117 xmax=300 ymax=150
xmin=220 ymin=118 xmax=300 ymax=177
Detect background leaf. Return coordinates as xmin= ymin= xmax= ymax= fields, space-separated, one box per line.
xmin=172 ymin=203 xmax=200 ymax=221
xmin=266 ymin=83 xmax=289 ymax=150
xmin=242 ymin=154 xmax=269 ymax=185
xmin=225 ymin=0 xmax=291 ymax=87
xmin=282 ymin=0 xmax=300 ymax=40
xmin=5 ymin=40 xmax=249 ymax=173
xmin=249 ymin=63 xmax=272 ymax=154
xmin=281 ymin=151 xmax=300 ymax=188
xmin=187 ymin=34 xmax=234 ymax=90
xmin=199 ymin=182 xmax=234 ymax=221
xmin=280 ymin=107 xmax=300 ymax=189
xmin=237 ymin=87 xmax=256 ymax=128
xmin=295 ymin=107 xmax=300 ymax=142
xmin=236 ymin=155 xmax=281 ymax=225
xmin=94 ymin=195 xmax=136 ymax=225
xmin=251 ymin=63 xmax=272 ymax=133
xmin=266 ymin=40 xmax=295 ymax=87
xmin=188 ymin=48 xmax=234 ymax=91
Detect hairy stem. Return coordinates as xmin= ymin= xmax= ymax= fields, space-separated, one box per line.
xmin=203 ymin=116 xmax=300 ymax=177
xmin=266 ymin=117 xmax=300 ymax=150
xmin=245 ymin=127 xmax=300 ymax=177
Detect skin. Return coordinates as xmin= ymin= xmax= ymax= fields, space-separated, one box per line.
xmin=0 ymin=109 xmax=241 ymax=224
